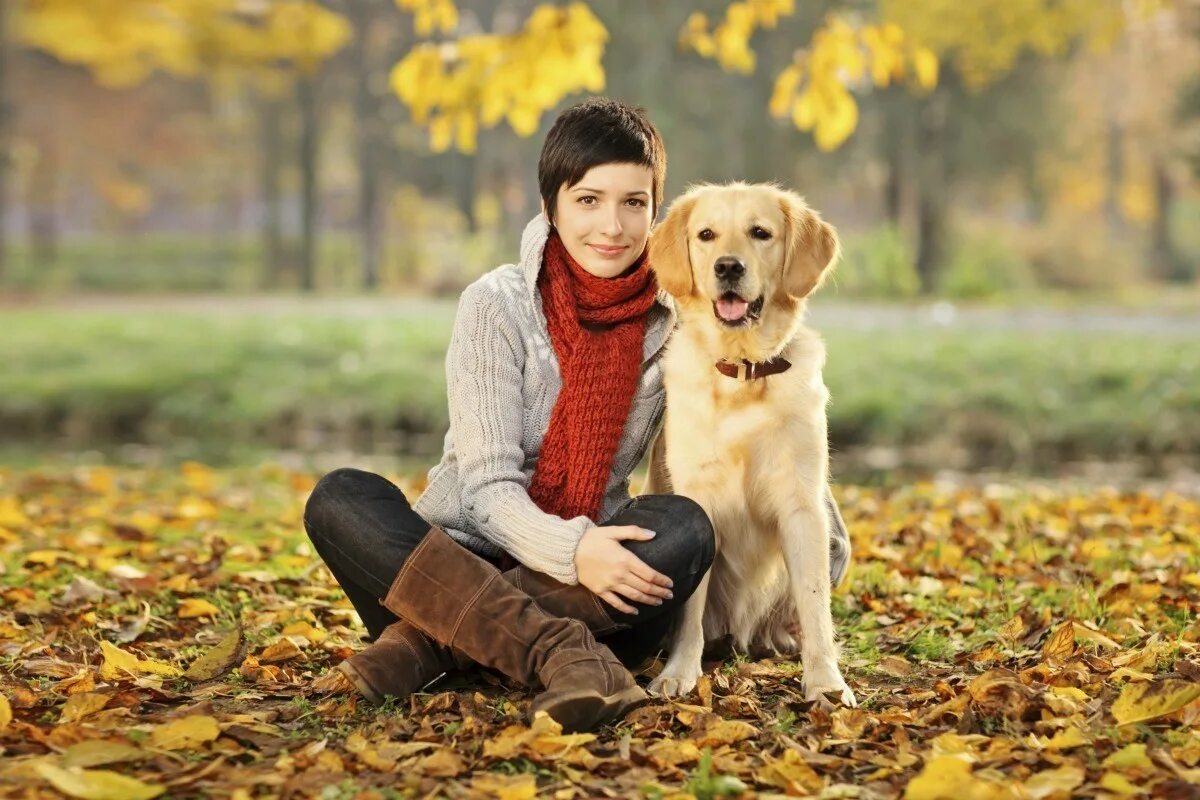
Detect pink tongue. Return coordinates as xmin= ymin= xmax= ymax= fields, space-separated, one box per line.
xmin=717 ymin=297 xmax=749 ymax=321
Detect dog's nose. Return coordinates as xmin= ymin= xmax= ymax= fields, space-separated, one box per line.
xmin=714 ymin=256 xmax=745 ymax=281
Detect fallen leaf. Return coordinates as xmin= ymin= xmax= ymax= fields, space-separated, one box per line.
xmin=184 ymin=627 xmax=242 ymax=681
xmin=61 ymin=740 xmax=148 ymax=768
xmin=60 ymin=692 xmax=111 ymax=724
xmin=149 ymin=715 xmax=221 ymax=750
xmin=416 ymin=747 xmax=466 ymax=777
xmin=258 ymin=638 xmax=303 ymax=663
xmin=99 ymin=641 xmax=182 ymax=680
xmin=1022 ymin=765 xmax=1084 ymax=799
xmin=1103 ymin=743 xmax=1155 ymax=771
xmin=1111 ymin=679 xmax=1200 ymax=725
xmin=34 ymin=763 xmax=164 ymax=800
xmin=176 ymin=599 xmax=221 ymax=619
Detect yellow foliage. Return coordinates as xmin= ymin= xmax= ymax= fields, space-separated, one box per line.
xmin=880 ymin=0 xmax=1147 ymax=91
xmin=16 ymin=0 xmax=349 ymax=87
xmin=679 ymin=0 xmax=795 ymax=74
xmin=768 ymin=16 xmax=938 ymax=151
xmin=396 ymin=0 xmax=458 ymax=38
xmin=390 ymin=3 xmax=608 ymax=153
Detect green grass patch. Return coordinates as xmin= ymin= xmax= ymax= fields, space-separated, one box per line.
xmin=2 ymin=306 xmax=1197 ymax=473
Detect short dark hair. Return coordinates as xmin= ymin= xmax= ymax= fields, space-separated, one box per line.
xmin=538 ymin=97 xmax=666 ymax=224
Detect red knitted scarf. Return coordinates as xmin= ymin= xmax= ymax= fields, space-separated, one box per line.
xmin=527 ymin=230 xmax=658 ymax=521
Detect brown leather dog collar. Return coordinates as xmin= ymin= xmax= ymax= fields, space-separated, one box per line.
xmin=715 ymin=357 xmax=792 ymax=381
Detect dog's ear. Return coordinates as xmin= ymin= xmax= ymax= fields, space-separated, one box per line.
xmin=650 ymin=194 xmax=697 ymax=298
xmin=779 ymin=192 xmax=839 ymax=299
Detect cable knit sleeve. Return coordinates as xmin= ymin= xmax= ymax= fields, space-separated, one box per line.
xmin=446 ymin=281 xmax=593 ymax=584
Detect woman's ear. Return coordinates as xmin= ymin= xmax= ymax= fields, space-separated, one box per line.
xmin=779 ymin=191 xmax=839 ymax=299
xmin=650 ymin=195 xmax=697 ymax=298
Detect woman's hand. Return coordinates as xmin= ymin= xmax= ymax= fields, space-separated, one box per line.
xmin=574 ymin=525 xmax=674 ymax=614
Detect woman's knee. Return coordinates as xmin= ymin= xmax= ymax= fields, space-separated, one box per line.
xmin=304 ymin=467 xmax=379 ymax=541
xmin=623 ymin=494 xmax=715 ymax=580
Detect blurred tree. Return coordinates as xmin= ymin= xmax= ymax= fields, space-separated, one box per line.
xmin=13 ymin=0 xmax=350 ymax=288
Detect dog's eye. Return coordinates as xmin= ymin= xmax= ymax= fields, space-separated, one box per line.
xmin=751 ymin=226 xmax=772 ymax=240
xmin=698 ymin=229 xmax=715 ymax=242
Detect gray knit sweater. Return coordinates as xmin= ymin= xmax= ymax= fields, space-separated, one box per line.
xmin=412 ymin=214 xmax=677 ymax=584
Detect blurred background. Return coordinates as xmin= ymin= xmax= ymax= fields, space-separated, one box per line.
xmin=1 ymin=0 xmax=1198 ymax=489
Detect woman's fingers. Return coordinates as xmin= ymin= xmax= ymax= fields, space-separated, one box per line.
xmin=607 ymin=525 xmax=656 ymax=542
xmin=627 ymin=557 xmax=674 ymax=593
xmin=614 ymin=581 xmax=664 ymax=606
xmin=620 ymin=569 xmax=672 ymax=601
xmin=600 ymin=591 xmax=637 ymax=615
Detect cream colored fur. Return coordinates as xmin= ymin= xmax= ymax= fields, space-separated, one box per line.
xmin=642 ymin=182 xmax=855 ymax=707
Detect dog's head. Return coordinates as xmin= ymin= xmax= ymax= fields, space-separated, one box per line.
xmin=650 ymin=183 xmax=839 ymax=329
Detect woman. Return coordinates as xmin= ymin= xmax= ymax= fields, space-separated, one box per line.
xmin=303 ymin=97 xmax=852 ymax=733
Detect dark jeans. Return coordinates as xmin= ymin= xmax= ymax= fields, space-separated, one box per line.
xmin=303 ymin=468 xmax=717 ymax=670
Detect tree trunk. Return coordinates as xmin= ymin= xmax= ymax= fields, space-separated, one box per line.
xmin=258 ymin=92 xmax=285 ymax=289
xmin=297 ymin=71 xmax=319 ymax=292
xmin=352 ymin=0 xmax=382 ymax=291
xmin=29 ymin=141 xmax=59 ymax=272
xmin=1151 ymin=158 xmax=1190 ymax=283
xmin=915 ymin=92 xmax=949 ymax=294
xmin=1104 ymin=117 xmax=1126 ymax=239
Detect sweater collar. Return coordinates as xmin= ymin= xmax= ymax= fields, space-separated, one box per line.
xmin=518 ymin=214 xmax=677 ymax=363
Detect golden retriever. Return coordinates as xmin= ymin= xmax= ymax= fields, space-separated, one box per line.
xmin=642 ymin=182 xmax=855 ymax=706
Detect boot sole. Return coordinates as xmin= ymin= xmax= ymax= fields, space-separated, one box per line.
xmin=532 ymin=685 xmax=650 ymax=733
xmin=335 ymin=660 xmax=385 ymax=707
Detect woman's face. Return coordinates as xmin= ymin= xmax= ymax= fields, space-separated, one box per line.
xmin=544 ymin=162 xmax=655 ymax=279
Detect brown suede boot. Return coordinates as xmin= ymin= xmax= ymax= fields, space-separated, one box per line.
xmin=335 ymin=555 xmax=630 ymax=708
xmin=335 ymin=618 xmax=472 ymax=706
xmin=381 ymin=527 xmax=648 ymax=732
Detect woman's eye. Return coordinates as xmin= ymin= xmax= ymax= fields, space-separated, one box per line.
xmin=751 ymin=227 xmax=772 ymax=240
xmin=698 ymin=229 xmax=715 ymax=242
xmin=578 ymin=196 xmax=597 ymax=205
xmin=626 ymin=198 xmax=646 ymax=208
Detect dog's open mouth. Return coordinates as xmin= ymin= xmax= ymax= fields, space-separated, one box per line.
xmin=713 ymin=292 xmax=764 ymax=326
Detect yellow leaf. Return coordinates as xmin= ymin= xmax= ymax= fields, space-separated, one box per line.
xmin=0 ymin=497 xmax=29 ymax=527
xmin=1042 ymin=725 xmax=1089 ymax=750
xmin=184 ymin=627 xmax=243 ymax=681
xmin=692 ymin=718 xmax=757 ymax=747
xmin=1041 ymin=622 xmax=1076 ymax=661
xmin=1111 ymin=679 xmax=1200 ymax=726
xmin=176 ymin=599 xmax=221 ymax=619
xmin=34 ymin=763 xmax=164 ymax=800
xmin=259 ymin=638 xmax=304 ymax=663
xmin=904 ymin=755 xmax=1003 ymax=800
xmin=755 ymin=748 xmax=824 ymax=793
xmin=0 ymin=693 xmax=10 ymax=729
xmin=61 ymin=740 xmax=147 ymax=769
xmin=1022 ymin=765 xmax=1084 ymax=799
xmin=469 ymin=773 xmax=537 ymax=800
xmin=60 ymin=693 xmax=111 ymax=724
xmin=99 ymin=641 xmax=182 ymax=680
xmin=1103 ymin=743 xmax=1154 ymax=771
xmin=149 ymin=715 xmax=220 ymax=750
xmin=1098 ymin=771 xmax=1141 ymax=796
xmin=912 ymin=47 xmax=939 ymax=90
xmin=175 ymin=497 xmax=217 ymax=520
xmin=416 ymin=747 xmax=466 ymax=777
xmin=281 ymin=622 xmax=326 ymax=644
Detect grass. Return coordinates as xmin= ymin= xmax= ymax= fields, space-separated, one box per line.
xmin=1 ymin=305 xmax=1198 ymax=475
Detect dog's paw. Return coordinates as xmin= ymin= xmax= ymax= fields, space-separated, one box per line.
xmin=803 ymin=668 xmax=856 ymax=708
xmin=647 ymin=661 xmax=704 ymax=699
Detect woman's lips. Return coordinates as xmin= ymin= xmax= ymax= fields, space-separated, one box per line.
xmin=588 ymin=244 xmax=628 ymax=258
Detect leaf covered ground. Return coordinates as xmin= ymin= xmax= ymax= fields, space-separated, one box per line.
xmin=1 ymin=464 xmax=1198 ymax=799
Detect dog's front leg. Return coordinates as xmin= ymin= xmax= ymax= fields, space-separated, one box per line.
xmin=646 ymin=568 xmax=710 ymax=699
xmin=782 ymin=503 xmax=856 ymax=707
